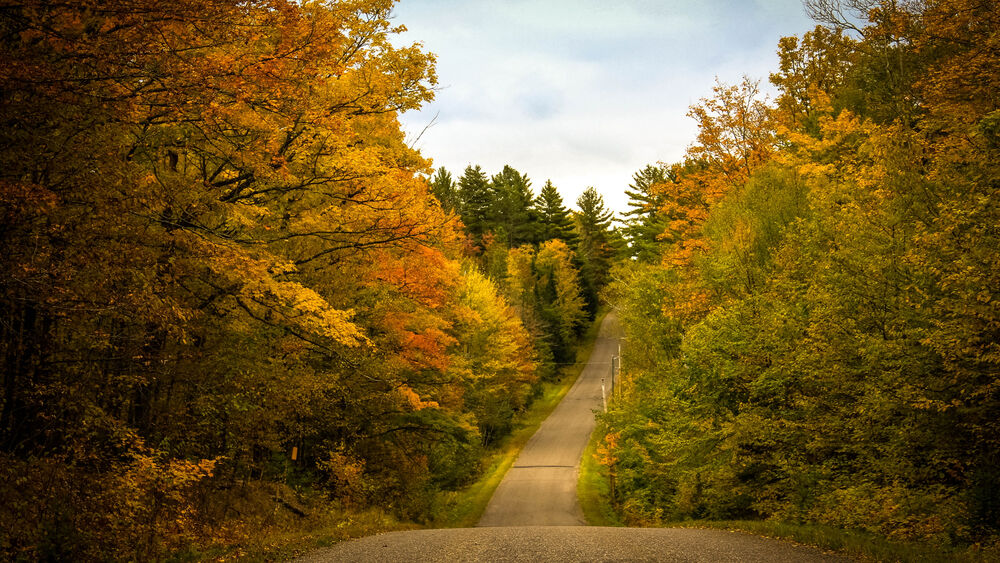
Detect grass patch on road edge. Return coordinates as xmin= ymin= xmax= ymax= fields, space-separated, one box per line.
xmin=578 ymin=418 xmax=623 ymax=527
xmin=431 ymin=310 xmax=609 ymax=529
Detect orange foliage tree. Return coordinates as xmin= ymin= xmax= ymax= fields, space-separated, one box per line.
xmin=0 ymin=0 xmax=541 ymax=557
xmin=652 ymin=78 xmax=775 ymax=324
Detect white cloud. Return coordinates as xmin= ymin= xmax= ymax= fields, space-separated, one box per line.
xmin=392 ymin=0 xmax=817 ymax=214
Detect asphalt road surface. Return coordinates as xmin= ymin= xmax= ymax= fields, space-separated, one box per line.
xmin=296 ymin=313 xmax=854 ymax=562
xmin=295 ymin=526 xmax=850 ymax=562
xmin=477 ymin=311 xmax=622 ymax=526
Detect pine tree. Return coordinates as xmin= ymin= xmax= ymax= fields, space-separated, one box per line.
xmin=534 ymin=180 xmax=577 ymax=245
xmin=489 ymin=165 xmax=538 ymax=246
xmin=457 ymin=165 xmax=492 ymax=246
xmin=622 ymin=164 xmax=671 ymax=261
xmin=574 ymin=187 xmax=617 ymax=315
xmin=430 ymin=167 xmax=459 ymax=212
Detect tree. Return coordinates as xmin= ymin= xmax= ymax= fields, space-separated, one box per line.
xmin=574 ymin=187 xmax=617 ymax=315
xmin=650 ymin=79 xmax=777 ymax=323
xmin=457 ymin=165 xmax=493 ymax=247
xmin=451 ymin=267 xmax=536 ymax=447
xmin=601 ymin=0 xmax=1000 ymax=547
xmin=621 ymin=164 xmax=671 ymax=262
xmin=430 ymin=167 xmax=460 ymax=212
xmin=687 ymin=77 xmax=774 ymax=185
xmin=0 ymin=0 xmax=542 ymax=556
xmin=905 ymin=0 xmax=1000 ymax=533
xmin=489 ymin=165 xmax=538 ymax=246
xmin=533 ymin=240 xmax=587 ymax=361
xmin=770 ymin=26 xmax=857 ymax=134
xmin=804 ymin=0 xmax=924 ymax=124
xmin=534 ymin=180 xmax=577 ymax=245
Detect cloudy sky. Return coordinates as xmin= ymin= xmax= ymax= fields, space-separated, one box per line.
xmin=392 ymin=0 xmax=818 ymax=214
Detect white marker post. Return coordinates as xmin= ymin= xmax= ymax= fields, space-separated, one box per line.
xmin=601 ymin=377 xmax=607 ymax=412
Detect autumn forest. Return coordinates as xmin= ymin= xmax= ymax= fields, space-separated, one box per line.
xmin=1 ymin=0 xmax=998 ymax=560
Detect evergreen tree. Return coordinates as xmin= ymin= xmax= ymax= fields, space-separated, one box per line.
xmin=457 ymin=165 xmax=492 ymax=246
xmin=622 ymin=164 xmax=671 ymax=262
xmin=430 ymin=166 xmax=459 ymax=212
xmin=489 ymin=165 xmax=538 ymax=246
xmin=534 ymin=180 xmax=577 ymax=246
xmin=574 ymin=187 xmax=617 ymax=315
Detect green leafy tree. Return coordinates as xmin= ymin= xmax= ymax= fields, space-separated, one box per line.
xmin=503 ymin=240 xmax=586 ymax=370
xmin=451 ymin=267 xmax=536 ymax=448
xmin=533 ymin=240 xmax=587 ymax=362
xmin=601 ymin=0 xmax=1000 ymax=548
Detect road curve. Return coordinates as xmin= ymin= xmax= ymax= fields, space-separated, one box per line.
xmin=477 ymin=311 xmax=621 ymax=527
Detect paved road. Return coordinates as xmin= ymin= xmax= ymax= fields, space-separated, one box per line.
xmin=477 ymin=311 xmax=621 ymax=526
xmin=295 ymin=526 xmax=850 ymax=562
xmin=296 ymin=312 xmax=854 ymax=562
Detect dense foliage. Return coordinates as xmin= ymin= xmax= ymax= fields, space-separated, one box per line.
xmin=0 ymin=0 xmax=619 ymax=558
xmin=433 ymin=163 xmax=620 ymax=366
xmin=604 ymin=0 xmax=1000 ymax=551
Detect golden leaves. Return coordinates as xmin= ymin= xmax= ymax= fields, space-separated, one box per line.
xmin=596 ymin=432 xmax=620 ymax=467
xmin=176 ymin=232 xmax=366 ymax=346
xmin=397 ymin=384 xmax=440 ymax=411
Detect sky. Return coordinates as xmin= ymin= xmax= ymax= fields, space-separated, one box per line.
xmin=392 ymin=0 xmax=819 ymax=215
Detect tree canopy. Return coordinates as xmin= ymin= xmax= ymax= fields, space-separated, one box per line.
xmin=0 ymin=1 xmax=595 ymax=558
xmin=601 ymin=0 xmax=1000 ymax=552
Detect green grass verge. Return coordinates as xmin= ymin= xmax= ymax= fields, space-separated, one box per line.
xmin=577 ymin=418 xmax=623 ymax=527
xmin=431 ymin=309 xmax=609 ymax=528
xmin=668 ymin=520 xmax=986 ymax=563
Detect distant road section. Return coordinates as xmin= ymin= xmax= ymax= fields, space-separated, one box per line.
xmin=477 ymin=312 xmax=621 ymax=527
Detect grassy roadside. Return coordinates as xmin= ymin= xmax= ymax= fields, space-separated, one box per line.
xmin=431 ymin=309 xmax=609 ymax=528
xmin=577 ymin=418 xmax=623 ymax=527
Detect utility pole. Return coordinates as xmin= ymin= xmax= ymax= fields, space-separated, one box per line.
xmin=610 ymin=357 xmax=615 ymax=395
xmin=616 ymin=339 xmax=624 ymax=398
